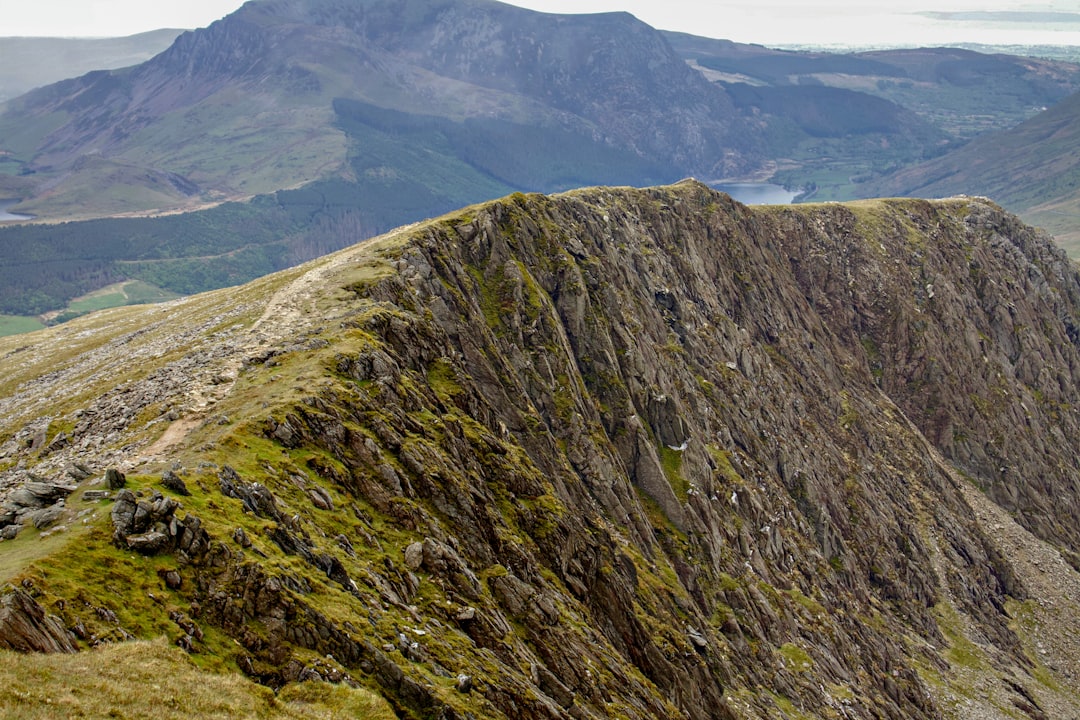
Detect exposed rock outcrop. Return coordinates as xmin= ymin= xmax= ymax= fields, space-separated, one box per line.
xmin=0 ymin=587 xmax=78 ymax=653
xmin=4 ymin=182 xmax=1080 ymax=720
xmin=110 ymin=488 xmax=209 ymax=559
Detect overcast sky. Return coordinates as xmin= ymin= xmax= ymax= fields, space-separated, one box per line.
xmin=5 ymin=0 xmax=1080 ymax=48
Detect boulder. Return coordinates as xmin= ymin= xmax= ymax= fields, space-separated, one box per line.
xmin=125 ymin=531 xmax=170 ymax=554
xmin=307 ymin=487 xmax=334 ymax=511
xmin=105 ymin=468 xmax=126 ymax=490
xmin=5 ymin=482 xmax=76 ymax=510
xmin=218 ymin=467 xmax=280 ymax=520
xmin=29 ymin=504 xmax=64 ymax=530
xmin=161 ymin=469 xmax=191 ymax=496
xmin=65 ymin=463 xmax=92 ymax=481
xmin=403 ymin=541 xmax=424 ymax=571
xmin=0 ymin=587 xmax=77 ymax=653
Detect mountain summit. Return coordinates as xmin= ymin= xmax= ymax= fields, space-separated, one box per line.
xmin=3 ymin=182 xmax=1080 ymax=718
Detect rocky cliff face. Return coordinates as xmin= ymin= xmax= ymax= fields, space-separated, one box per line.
xmin=2 ymin=182 xmax=1080 ymax=719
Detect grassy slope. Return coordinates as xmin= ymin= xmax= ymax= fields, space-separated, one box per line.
xmin=0 ymin=315 xmax=43 ymax=336
xmin=0 ymin=638 xmax=395 ymax=719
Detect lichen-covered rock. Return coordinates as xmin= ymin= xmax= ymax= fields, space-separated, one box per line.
xmin=218 ymin=467 xmax=280 ymax=520
xmin=111 ymin=489 xmax=208 ymax=559
xmin=28 ymin=503 xmax=64 ymax=530
xmin=5 ymin=481 xmax=76 ymax=510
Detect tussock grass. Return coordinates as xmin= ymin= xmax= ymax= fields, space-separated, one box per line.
xmin=0 ymin=638 xmax=396 ymax=719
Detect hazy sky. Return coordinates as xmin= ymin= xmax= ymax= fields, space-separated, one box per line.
xmin=5 ymin=0 xmax=1080 ymax=48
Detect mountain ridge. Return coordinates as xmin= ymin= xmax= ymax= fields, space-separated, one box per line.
xmin=0 ymin=0 xmax=758 ymax=219
xmin=3 ymin=182 xmax=1080 ymax=718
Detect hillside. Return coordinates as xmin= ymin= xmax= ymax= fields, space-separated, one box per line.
xmin=0 ymin=0 xmax=756 ymax=220
xmin=664 ymin=32 xmax=1080 ymax=202
xmin=3 ymin=182 xmax=1080 ymax=718
xmin=858 ymin=89 xmax=1080 ymax=254
xmin=666 ymin=33 xmax=1080 ymax=140
xmin=0 ymin=30 xmax=183 ymax=103
xmin=5 ymin=3 xmax=1080 ymax=321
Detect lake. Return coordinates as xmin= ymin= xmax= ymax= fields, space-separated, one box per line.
xmin=711 ymin=182 xmax=798 ymax=205
xmin=0 ymin=201 xmax=33 ymax=222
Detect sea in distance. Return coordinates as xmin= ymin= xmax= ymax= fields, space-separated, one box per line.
xmin=0 ymin=201 xmax=32 ymax=222
xmin=711 ymin=182 xmax=799 ymax=205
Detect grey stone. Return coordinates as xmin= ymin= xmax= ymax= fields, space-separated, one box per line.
xmin=0 ymin=588 xmax=77 ymax=653
xmin=110 ymin=490 xmax=139 ymax=537
xmin=686 ymin=627 xmax=709 ymax=651
xmin=403 ymin=542 xmax=424 ymax=571
xmin=161 ymin=470 xmax=191 ymax=496
xmin=232 ymin=527 xmax=252 ymax=548
xmin=105 ymin=468 xmax=126 ymax=490
xmin=7 ymin=482 xmax=76 ymax=509
xmin=29 ymin=505 xmax=64 ymax=530
xmin=308 ymin=487 xmax=334 ymax=511
xmin=124 ymin=530 xmax=170 ymax=554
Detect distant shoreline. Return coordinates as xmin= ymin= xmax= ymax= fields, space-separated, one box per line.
xmin=0 ymin=201 xmax=33 ymax=222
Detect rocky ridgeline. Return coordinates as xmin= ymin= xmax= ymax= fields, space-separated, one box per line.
xmin=2 ymin=182 xmax=1080 ymax=719
xmin=0 ymin=289 xmax=275 ymax=513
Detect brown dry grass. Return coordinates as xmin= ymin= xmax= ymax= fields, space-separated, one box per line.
xmin=0 ymin=638 xmax=396 ymax=719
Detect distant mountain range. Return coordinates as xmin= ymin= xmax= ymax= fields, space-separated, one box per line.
xmin=664 ymin=33 xmax=1080 ymax=196
xmin=0 ymin=29 xmax=182 ymax=103
xmin=7 ymin=0 xmax=1079 ymax=224
xmin=0 ymin=0 xmax=761 ymax=220
xmin=2 ymin=0 xmax=1080 ymax=320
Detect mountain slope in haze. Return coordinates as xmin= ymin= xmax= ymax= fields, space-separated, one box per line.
xmin=0 ymin=30 xmax=184 ymax=104
xmin=666 ymin=32 xmax=1080 ymax=141
xmin=859 ymin=89 xmax=1080 ymax=253
xmin=4 ymin=182 xmax=1080 ymax=719
xmin=6 ymin=0 xmax=1080 ymax=321
xmin=0 ymin=0 xmax=759 ymax=220
xmin=664 ymin=32 xmax=1080 ymax=202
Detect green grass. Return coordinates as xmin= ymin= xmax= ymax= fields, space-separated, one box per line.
xmin=65 ymin=291 xmax=126 ymax=315
xmin=123 ymin=280 xmax=181 ymax=304
xmin=778 ymin=642 xmax=814 ymax=672
xmin=0 ymin=314 xmax=44 ymax=337
xmin=0 ymin=511 xmax=99 ymax=584
xmin=658 ymin=444 xmax=690 ymax=502
xmin=49 ymin=280 xmax=184 ymax=325
xmin=935 ymin=602 xmax=989 ymax=671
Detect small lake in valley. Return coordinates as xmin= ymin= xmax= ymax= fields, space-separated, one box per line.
xmin=0 ymin=201 xmax=33 ymax=222
xmin=710 ymin=182 xmax=799 ymax=205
